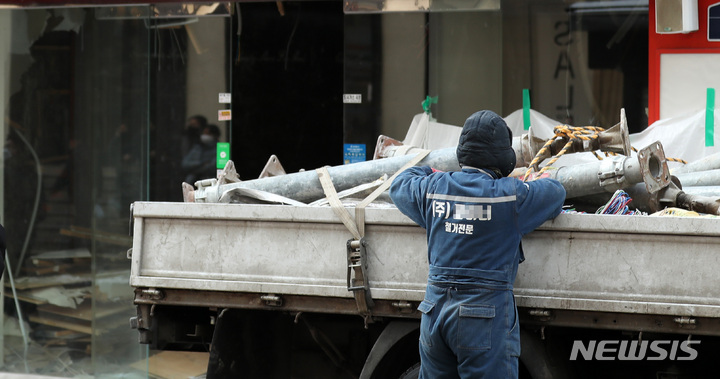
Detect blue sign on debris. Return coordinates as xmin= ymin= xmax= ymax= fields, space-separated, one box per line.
xmin=343 ymin=143 xmax=366 ymax=164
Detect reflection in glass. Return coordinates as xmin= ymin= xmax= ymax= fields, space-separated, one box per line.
xmin=343 ymin=0 xmax=500 ymax=13
xmin=95 ymin=2 xmax=231 ymax=19
xmin=343 ymin=0 xmax=648 ymax=149
xmin=0 ymin=4 xmax=229 ymax=376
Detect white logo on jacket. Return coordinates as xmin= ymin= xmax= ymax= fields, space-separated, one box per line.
xmin=455 ymin=204 xmax=491 ymax=221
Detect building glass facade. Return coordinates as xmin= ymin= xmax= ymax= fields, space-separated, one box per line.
xmin=0 ymin=0 xmax=648 ymax=376
xmin=1 ymin=3 xmax=231 ymax=376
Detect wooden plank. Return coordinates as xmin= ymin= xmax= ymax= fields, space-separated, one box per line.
xmin=23 ymin=264 xmax=71 ymax=276
xmin=42 ymin=337 xmax=91 ymax=348
xmin=32 ymin=248 xmax=91 ymax=261
xmin=5 ymin=274 xmax=92 ymax=290
xmin=6 ymin=286 xmax=91 ymax=309
xmin=130 ymin=351 xmax=209 ymax=379
xmin=4 ymin=290 xmax=49 ymax=305
xmin=34 ymin=326 xmax=86 ymax=339
xmin=28 ymin=314 xmax=92 ymax=335
xmin=60 ymin=226 xmax=132 ymax=247
xmin=30 ymin=258 xmax=89 ymax=268
xmin=36 ymin=301 xmax=127 ymax=321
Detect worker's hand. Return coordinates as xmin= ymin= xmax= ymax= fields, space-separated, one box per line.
xmin=525 ymin=172 xmax=551 ymax=181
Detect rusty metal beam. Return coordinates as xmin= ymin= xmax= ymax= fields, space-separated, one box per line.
xmin=133 ymin=287 xmax=422 ymax=319
xmin=521 ymin=308 xmax=720 ymax=337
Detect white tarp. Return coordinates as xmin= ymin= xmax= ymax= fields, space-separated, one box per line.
xmin=402 ymin=113 xmax=463 ymax=150
xmin=403 ymin=109 xmax=720 ymax=168
xmin=404 ymin=109 xmax=562 ymax=149
xmin=630 ymin=109 xmax=720 ymax=165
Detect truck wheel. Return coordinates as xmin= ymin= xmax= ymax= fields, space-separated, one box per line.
xmin=361 ymin=322 xmax=420 ymax=379
xmin=398 ymin=362 xmax=420 ymax=379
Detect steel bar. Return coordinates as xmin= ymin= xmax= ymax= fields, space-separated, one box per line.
xmin=670 ymin=152 xmax=720 ymax=175
xmin=192 ymin=148 xmax=461 ymax=204
xmin=651 ymin=181 xmax=720 ymax=215
xmin=190 ymin=141 xmax=667 ymax=205
xmin=544 ymin=142 xmax=669 ymax=199
xmin=674 ymin=169 xmax=720 ymax=187
xmin=514 ymin=109 xmax=631 ymax=168
xmin=675 ymin=191 xmax=720 ymax=215
xmin=678 ymin=186 xmax=720 ymax=197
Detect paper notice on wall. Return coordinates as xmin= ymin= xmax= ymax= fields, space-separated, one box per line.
xmin=219 ymin=93 xmax=231 ymax=103
xmin=343 ymin=143 xmax=366 ymax=164
xmin=343 ymin=94 xmax=362 ymax=104
xmin=218 ymin=109 xmax=232 ymax=121
xmin=216 ymin=142 xmax=230 ymax=169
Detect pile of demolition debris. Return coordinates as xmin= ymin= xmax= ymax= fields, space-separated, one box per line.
xmin=181 ymin=108 xmax=720 ymax=218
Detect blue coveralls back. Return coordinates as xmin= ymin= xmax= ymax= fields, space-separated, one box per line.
xmin=389 ymin=166 xmax=565 ymax=379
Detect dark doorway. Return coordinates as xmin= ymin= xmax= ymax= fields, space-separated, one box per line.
xmin=231 ymin=1 xmax=344 ymax=180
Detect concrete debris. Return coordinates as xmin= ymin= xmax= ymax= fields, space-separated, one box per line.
xmin=22 ymin=286 xmax=90 ymax=309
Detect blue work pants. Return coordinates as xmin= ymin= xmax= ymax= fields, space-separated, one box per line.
xmin=417 ymin=282 xmax=520 ymax=379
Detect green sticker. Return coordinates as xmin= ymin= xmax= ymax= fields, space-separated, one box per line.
xmin=523 ymin=89 xmax=531 ymax=131
xmin=707 ymin=88 xmax=715 ymax=147
xmin=217 ymin=142 xmax=230 ymax=169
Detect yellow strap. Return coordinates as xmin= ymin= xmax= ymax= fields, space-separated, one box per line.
xmin=315 ymin=167 xmax=362 ymax=240
xmin=317 ymin=149 xmax=430 ymax=325
xmin=355 ymin=149 xmax=431 ymax=236
xmin=316 ymin=149 xmax=431 ymax=238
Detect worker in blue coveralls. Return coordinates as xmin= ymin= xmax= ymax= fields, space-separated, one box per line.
xmin=389 ymin=110 xmax=566 ymax=378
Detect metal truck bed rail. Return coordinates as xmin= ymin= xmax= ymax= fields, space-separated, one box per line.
xmin=130 ymin=202 xmax=720 ymax=321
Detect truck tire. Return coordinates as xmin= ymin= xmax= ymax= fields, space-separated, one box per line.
xmin=359 ymin=321 xmax=420 ymax=379
xmin=398 ymin=362 xmax=420 ymax=379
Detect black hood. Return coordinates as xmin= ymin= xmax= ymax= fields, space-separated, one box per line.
xmin=456 ymin=110 xmax=516 ymax=177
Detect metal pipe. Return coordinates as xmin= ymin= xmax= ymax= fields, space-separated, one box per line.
xmin=192 ymin=142 xmax=667 ymax=206
xmin=545 ymin=142 xmax=669 ymax=199
xmin=10 ymin=127 xmax=42 ymax=278
xmin=547 ymin=156 xmax=640 ymax=199
xmin=670 ymin=152 xmax=720 ymax=175
xmin=592 ymin=181 xmax=720 ymax=215
xmin=678 ymin=186 xmax=720 ymax=197
xmin=676 ymin=191 xmax=720 ymax=215
xmin=514 ymin=109 xmax=631 ymax=169
xmin=650 ymin=181 xmax=720 ymax=215
xmin=193 ymin=148 xmax=461 ymax=204
xmin=674 ymin=169 xmax=720 ymax=187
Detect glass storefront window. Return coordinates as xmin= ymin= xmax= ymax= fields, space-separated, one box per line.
xmin=343 ymin=0 xmax=649 ymax=152
xmin=0 ymin=0 xmax=649 ymax=376
xmin=1 ymin=4 xmax=231 ymax=376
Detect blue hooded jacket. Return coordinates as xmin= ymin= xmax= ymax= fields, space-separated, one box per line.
xmin=390 ymin=166 xmax=565 ymax=289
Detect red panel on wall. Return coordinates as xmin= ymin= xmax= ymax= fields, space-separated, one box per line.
xmin=649 ymin=0 xmax=720 ymax=123
xmin=0 ymin=0 xmax=234 ymax=5
xmin=0 ymin=0 xmax=155 ymax=4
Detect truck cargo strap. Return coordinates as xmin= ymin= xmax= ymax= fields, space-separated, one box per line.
xmin=315 ymin=149 xmax=430 ymax=326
